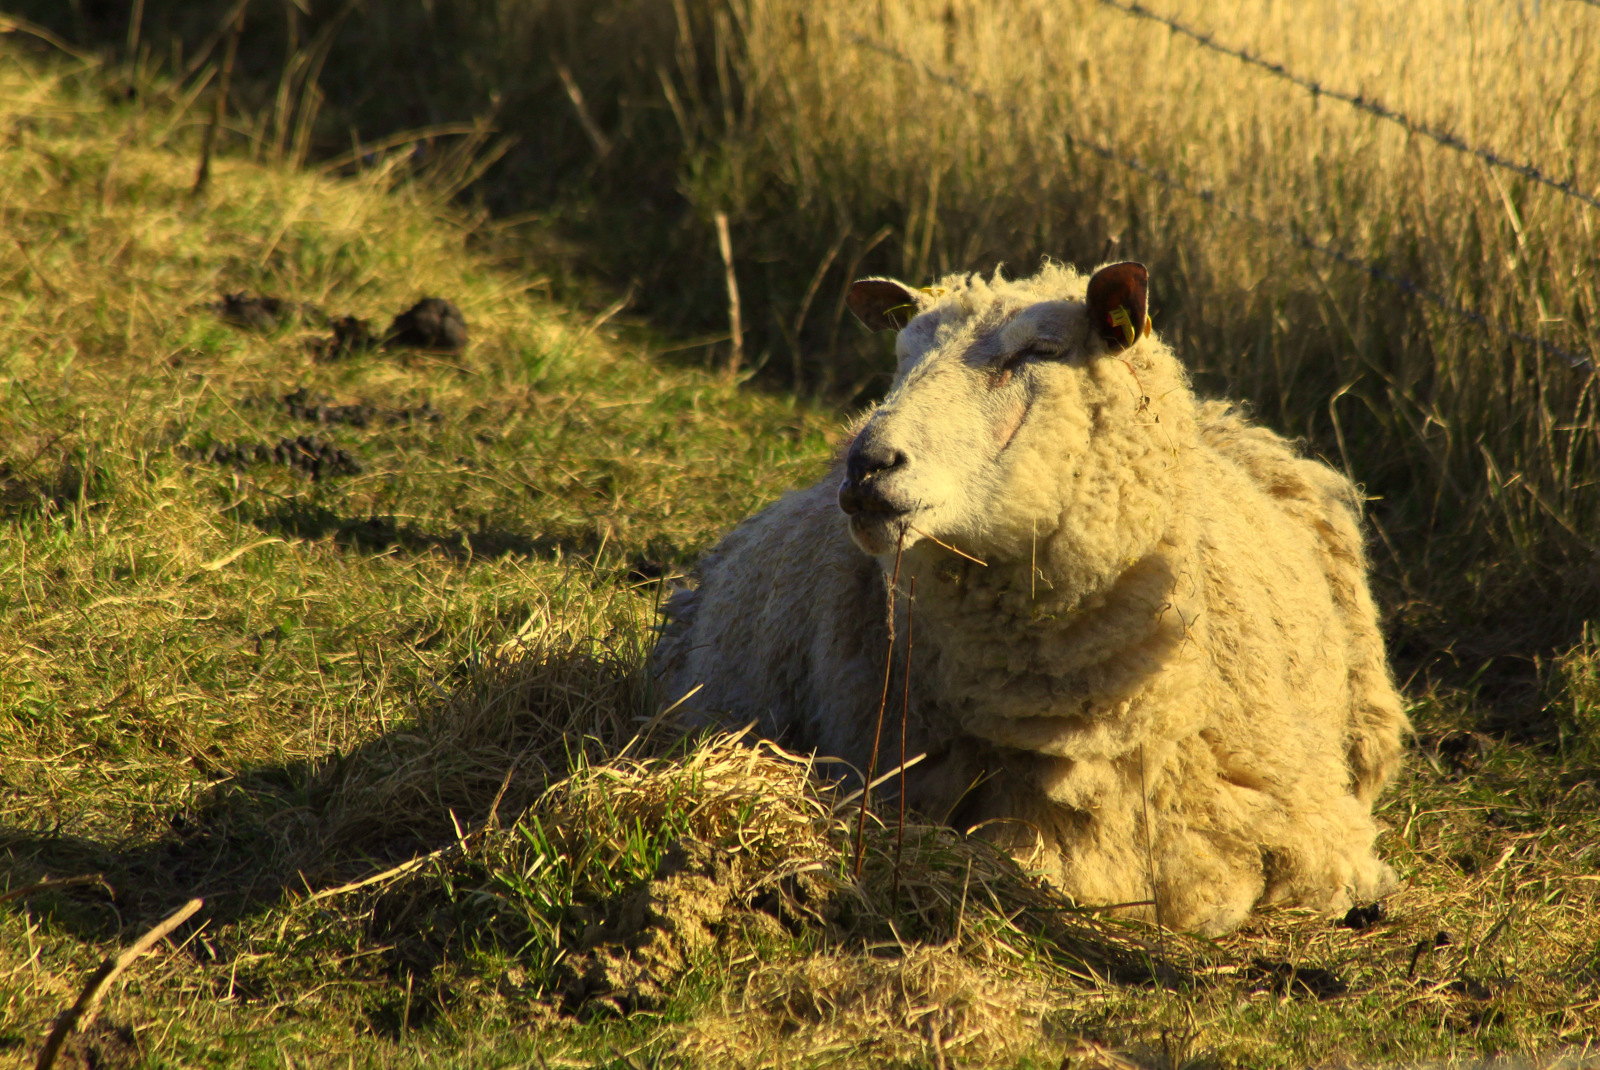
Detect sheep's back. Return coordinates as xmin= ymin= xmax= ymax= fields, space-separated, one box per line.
xmin=1195 ymin=400 xmax=1407 ymax=801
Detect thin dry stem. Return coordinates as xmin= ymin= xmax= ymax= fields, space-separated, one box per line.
xmin=893 ymin=575 xmax=915 ymax=903
xmin=1138 ymin=743 xmax=1168 ymax=959
xmin=854 ymin=526 xmax=905 ymax=878
xmin=191 ymin=1 xmax=246 ymax=198
xmin=0 ymin=875 xmax=109 ymax=905
xmin=909 ymin=525 xmax=987 ymax=566
xmin=714 ymin=210 xmax=743 ymax=377
xmin=555 ymin=61 xmax=613 ymax=159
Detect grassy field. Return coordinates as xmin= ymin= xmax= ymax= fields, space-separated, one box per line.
xmin=0 ymin=11 xmax=1598 ymax=1070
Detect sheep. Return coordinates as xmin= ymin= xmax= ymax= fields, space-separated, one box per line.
xmin=653 ymin=261 xmax=1409 ymax=936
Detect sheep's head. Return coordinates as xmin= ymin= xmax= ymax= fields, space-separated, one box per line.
xmin=839 ymin=261 xmax=1177 ymax=569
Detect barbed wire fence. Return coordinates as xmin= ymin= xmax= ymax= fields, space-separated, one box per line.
xmin=845 ymin=34 xmax=1596 ymax=371
xmin=1094 ymin=0 xmax=1600 ymax=213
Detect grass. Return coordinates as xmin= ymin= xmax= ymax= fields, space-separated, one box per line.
xmin=0 ymin=30 xmax=1597 ymax=1070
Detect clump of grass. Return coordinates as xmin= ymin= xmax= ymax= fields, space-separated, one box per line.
xmin=265 ymin=718 xmax=1196 ymax=1063
xmin=1552 ymin=626 xmax=1600 ymax=767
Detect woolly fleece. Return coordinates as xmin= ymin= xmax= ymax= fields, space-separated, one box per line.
xmin=654 ymin=263 xmax=1409 ymax=935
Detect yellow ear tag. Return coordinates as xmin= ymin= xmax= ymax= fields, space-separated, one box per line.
xmin=919 ymin=286 xmax=947 ymax=297
xmin=1109 ymin=306 xmax=1136 ymax=347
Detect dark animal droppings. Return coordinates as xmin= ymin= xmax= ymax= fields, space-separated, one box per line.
xmin=1430 ymin=731 xmax=1491 ymax=777
xmin=1337 ymin=901 xmax=1387 ymax=930
xmin=628 ymin=556 xmax=667 ymax=584
xmin=188 ymin=435 xmax=363 ymax=481
xmin=278 ymin=387 xmax=443 ymax=427
xmin=1448 ymin=977 xmax=1495 ymax=1000
xmin=386 ymin=297 xmax=468 ymax=351
xmin=311 ymin=315 xmax=381 ymax=361
xmin=216 ymin=293 xmax=285 ymax=331
xmin=215 ymin=293 xmax=324 ymax=332
xmin=282 ymin=388 xmax=374 ymax=428
xmin=1245 ymin=958 xmax=1349 ymax=999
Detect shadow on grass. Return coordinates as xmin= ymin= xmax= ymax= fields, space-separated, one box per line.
xmin=1 ymin=635 xmax=634 ymax=918
xmin=0 ymin=636 xmax=1192 ymax=1032
xmin=243 ymin=500 xmax=688 ymax=586
xmin=247 ymin=499 xmax=545 ymax=560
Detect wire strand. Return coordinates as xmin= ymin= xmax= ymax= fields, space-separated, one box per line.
xmin=1095 ymin=0 xmax=1600 ymax=213
xmin=846 ymin=34 xmax=1595 ymax=371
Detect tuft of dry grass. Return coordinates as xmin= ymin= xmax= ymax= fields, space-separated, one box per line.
xmin=277 ymin=718 xmax=1196 ymax=1063
xmin=678 ymin=946 xmax=1061 ymax=1067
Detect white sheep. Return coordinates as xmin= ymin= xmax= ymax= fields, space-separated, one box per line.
xmin=654 ymin=261 xmax=1409 ymax=935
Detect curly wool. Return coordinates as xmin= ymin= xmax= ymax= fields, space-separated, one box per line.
xmin=654 ymin=263 xmax=1408 ymax=936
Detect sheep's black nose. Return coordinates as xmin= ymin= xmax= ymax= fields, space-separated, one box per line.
xmin=845 ymin=439 xmax=907 ymax=486
xmin=839 ymin=437 xmax=910 ymax=517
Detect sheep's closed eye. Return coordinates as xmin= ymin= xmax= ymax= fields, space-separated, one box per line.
xmin=999 ymin=341 xmax=1063 ymax=371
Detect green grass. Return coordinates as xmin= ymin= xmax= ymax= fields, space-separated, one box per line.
xmin=0 ymin=45 xmax=1598 ymax=1070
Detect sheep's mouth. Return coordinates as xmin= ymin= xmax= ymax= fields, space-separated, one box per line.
xmin=844 ymin=506 xmax=929 ymax=556
xmin=838 ymin=476 xmax=929 ymax=554
xmin=847 ymin=513 xmax=915 ymax=556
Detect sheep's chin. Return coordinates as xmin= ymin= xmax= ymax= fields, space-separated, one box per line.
xmin=846 ymin=514 xmax=926 ymax=557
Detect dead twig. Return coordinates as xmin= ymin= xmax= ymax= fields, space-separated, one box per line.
xmin=555 ymin=62 xmax=613 ymax=159
xmin=13 ymin=240 xmax=61 ymax=299
xmin=714 ymin=211 xmax=744 ymax=377
xmin=909 ymin=525 xmax=987 ymax=566
xmin=35 ymin=898 xmax=204 ymax=1070
xmin=1139 ymin=743 xmax=1169 ymax=961
xmin=300 ymin=839 xmax=455 ymax=907
xmin=192 ymin=1 xmax=248 ymax=199
xmin=0 ymin=875 xmax=110 ymax=905
xmin=831 ymin=751 xmax=927 ymax=810
xmin=0 ymin=15 xmax=96 ymax=62
xmin=573 ymin=285 xmax=635 ymax=349
xmin=315 ymin=122 xmax=482 ymax=174
xmin=301 ymin=740 xmax=556 ymax=910
xmin=788 ymin=225 xmax=851 ymax=391
xmin=126 ymin=0 xmax=146 ymax=59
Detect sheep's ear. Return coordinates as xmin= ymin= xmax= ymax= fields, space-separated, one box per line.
xmin=847 ymin=278 xmax=920 ymax=332
xmin=1086 ymin=261 xmax=1150 ymax=352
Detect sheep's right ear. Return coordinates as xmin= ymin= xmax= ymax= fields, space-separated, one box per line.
xmin=847 ymin=278 xmax=920 ymax=332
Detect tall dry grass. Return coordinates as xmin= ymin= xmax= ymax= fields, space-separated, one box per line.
xmin=15 ymin=0 xmax=1600 ymax=647
xmin=712 ymin=0 xmax=1600 ymax=653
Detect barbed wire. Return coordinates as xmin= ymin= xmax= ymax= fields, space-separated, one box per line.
xmin=847 ymin=34 xmax=1595 ymax=371
xmin=1094 ymin=0 xmax=1600 ymax=214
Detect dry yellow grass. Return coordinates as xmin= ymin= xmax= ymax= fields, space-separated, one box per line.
xmin=708 ymin=0 xmax=1600 ymax=636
